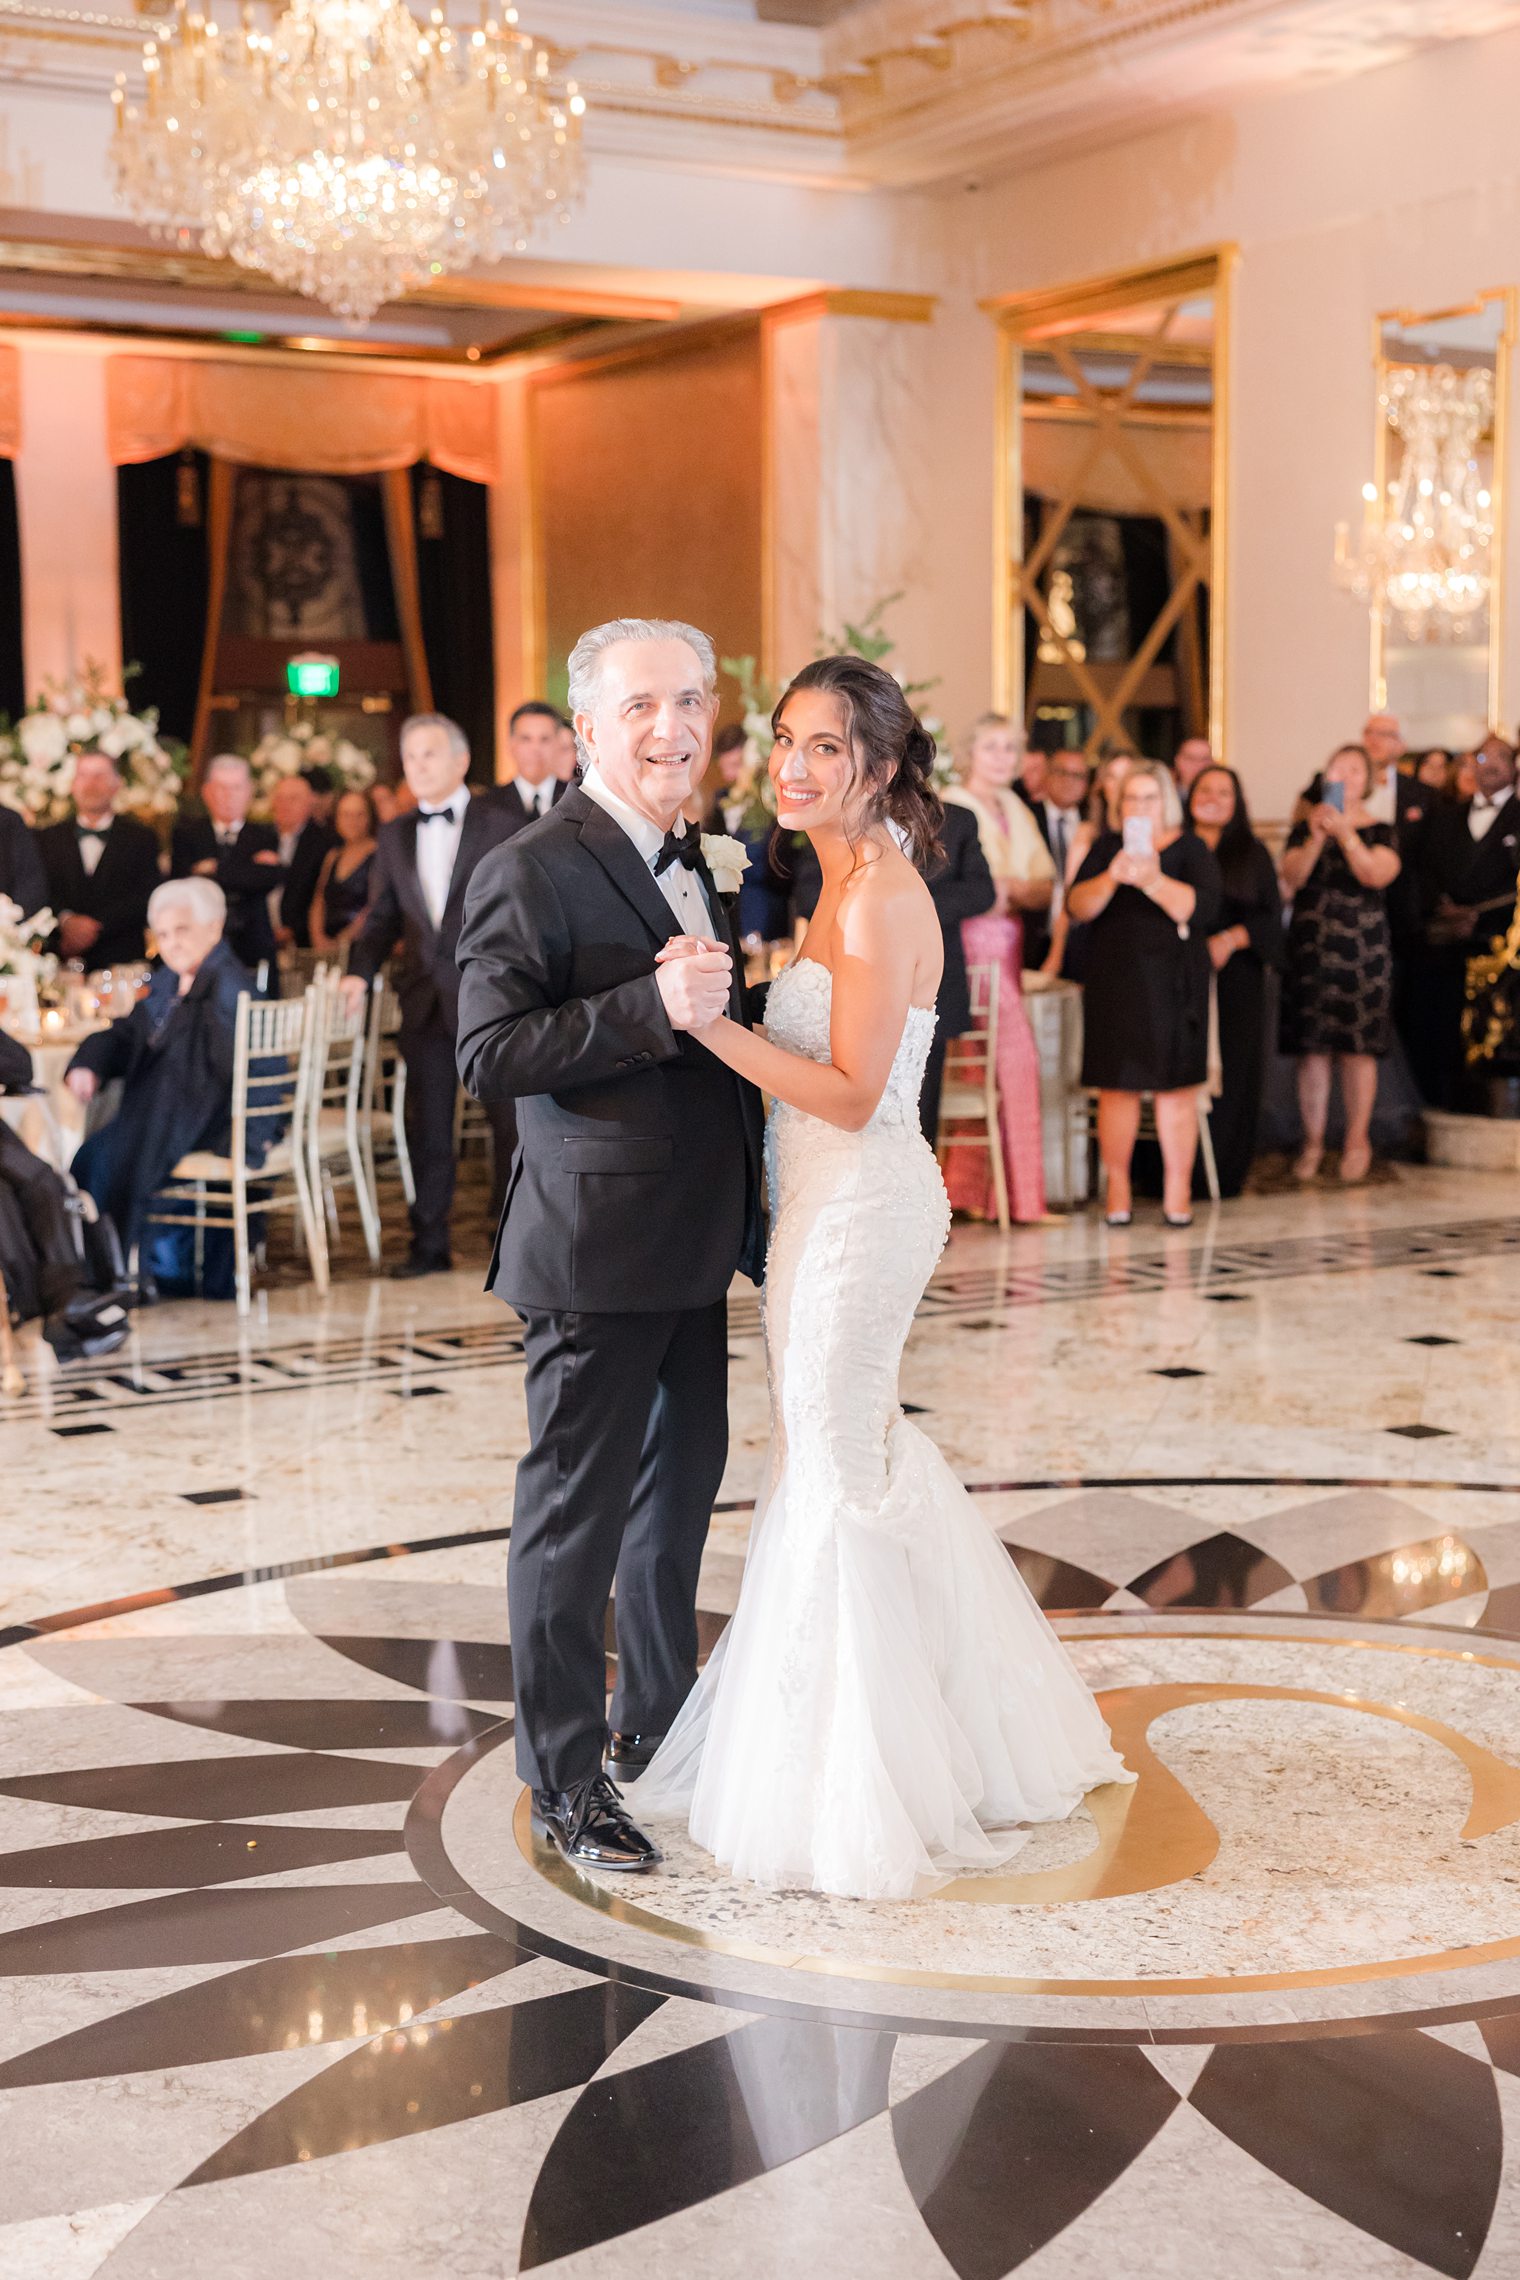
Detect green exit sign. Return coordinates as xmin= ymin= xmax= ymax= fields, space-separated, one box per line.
xmin=287 ymin=654 xmax=340 ymax=699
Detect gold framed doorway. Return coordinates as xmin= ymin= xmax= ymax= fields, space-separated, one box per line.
xmin=986 ymin=248 xmax=1236 ymax=762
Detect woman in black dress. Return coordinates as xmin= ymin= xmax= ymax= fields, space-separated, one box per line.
xmin=1186 ymin=765 xmax=1283 ymax=1198
xmin=1068 ymin=761 xmax=1221 ymax=1226
xmin=1278 ymin=742 xmax=1401 ymax=1185
xmin=311 ymin=789 xmax=377 ymax=963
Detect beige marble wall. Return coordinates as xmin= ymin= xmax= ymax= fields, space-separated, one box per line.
xmin=764 ymin=301 xmax=944 ymax=694
xmin=14 ymin=340 xmax=121 ymax=697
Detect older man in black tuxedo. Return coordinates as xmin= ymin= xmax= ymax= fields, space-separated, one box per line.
xmin=38 ymin=751 xmax=161 ymax=968
xmin=342 ymin=712 xmax=519 ymax=1277
xmin=171 ymin=755 xmax=283 ymax=977
xmin=0 ymin=804 xmax=46 ymax=918
xmin=456 ymin=618 xmax=764 ymax=1874
xmin=268 ymin=774 xmax=335 ymax=952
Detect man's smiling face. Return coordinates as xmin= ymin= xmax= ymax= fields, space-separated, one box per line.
xmin=575 ymin=638 xmax=716 ymax=828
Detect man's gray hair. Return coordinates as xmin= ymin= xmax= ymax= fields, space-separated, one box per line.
xmin=149 ymin=876 xmax=226 ymax=932
xmin=400 ymin=712 xmax=469 ymax=759
xmin=566 ymin=619 xmax=717 ymax=759
xmin=205 ymin=753 xmax=251 ymax=782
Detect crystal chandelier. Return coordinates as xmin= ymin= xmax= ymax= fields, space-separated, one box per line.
xmin=111 ymin=0 xmax=587 ymax=326
xmin=1335 ymin=362 xmax=1496 ymax=643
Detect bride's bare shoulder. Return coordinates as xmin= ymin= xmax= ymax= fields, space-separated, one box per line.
xmin=838 ymin=846 xmax=937 ymax=943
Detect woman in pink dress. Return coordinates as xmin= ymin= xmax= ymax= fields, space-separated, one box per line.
xmin=942 ymin=714 xmax=1056 ymax=1223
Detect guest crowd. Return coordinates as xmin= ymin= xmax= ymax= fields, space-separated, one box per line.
xmin=3 ymin=681 xmax=1519 ymax=1318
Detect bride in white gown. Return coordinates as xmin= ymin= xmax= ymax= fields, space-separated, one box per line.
xmin=629 ymin=655 xmax=1133 ymax=1900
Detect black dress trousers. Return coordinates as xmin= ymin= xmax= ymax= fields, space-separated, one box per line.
xmin=510 ymin=1297 xmax=730 ymax=1795
xmin=400 ymin=1016 xmax=516 ymax=1260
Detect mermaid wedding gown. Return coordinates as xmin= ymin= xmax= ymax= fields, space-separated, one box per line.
xmin=629 ymin=957 xmax=1133 ymax=1900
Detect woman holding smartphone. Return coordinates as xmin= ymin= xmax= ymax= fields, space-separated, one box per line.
xmin=1278 ymin=741 xmax=1401 ymax=1185
xmin=1067 ymin=762 xmax=1222 ymax=1226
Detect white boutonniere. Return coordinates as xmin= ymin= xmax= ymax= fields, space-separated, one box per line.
xmin=700 ymin=833 xmax=750 ymax=897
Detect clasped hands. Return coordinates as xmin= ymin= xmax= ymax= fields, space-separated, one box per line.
xmin=655 ymin=935 xmax=732 ymax=1032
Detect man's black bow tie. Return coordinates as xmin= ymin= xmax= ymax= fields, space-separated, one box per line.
xmin=654 ymin=822 xmax=703 ymax=876
xmin=417 ymin=805 xmax=459 ymax=826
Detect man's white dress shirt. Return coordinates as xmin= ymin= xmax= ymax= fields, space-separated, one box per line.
xmin=581 ymin=767 xmax=718 ymax=943
xmin=76 ymin=821 xmax=110 ymax=878
xmin=1469 ymin=788 xmax=1515 ymax=842
xmin=517 ymin=775 xmax=557 ymax=821
xmin=416 ymin=790 xmax=469 ymax=931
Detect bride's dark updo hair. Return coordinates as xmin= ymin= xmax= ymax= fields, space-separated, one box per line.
xmin=772 ymin=653 xmax=943 ymax=870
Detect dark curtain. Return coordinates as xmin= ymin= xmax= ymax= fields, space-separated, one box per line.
xmin=411 ymin=463 xmax=495 ymax=783
xmin=118 ymin=451 xmax=210 ymax=744
xmin=0 ymin=462 xmax=24 ymax=720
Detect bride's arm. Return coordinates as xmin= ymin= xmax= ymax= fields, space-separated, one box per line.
xmin=681 ymin=893 xmax=924 ymax=1133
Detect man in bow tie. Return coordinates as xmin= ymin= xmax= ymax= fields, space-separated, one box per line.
xmin=454 ymin=618 xmax=765 ymax=1876
xmin=342 ymin=712 xmax=519 ymax=1278
xmin=39 ymin=751 xmax=162 ymax=969
xmin=1405 ymin=733 xmax=1520 ymax=1106
xmin=170 ymin=755 xmax=283 ymax=978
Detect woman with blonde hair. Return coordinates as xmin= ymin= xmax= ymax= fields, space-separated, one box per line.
xmin=1067 ymin=760 xmax=1221 ymax=1225
xmin=942 ymin=713 xmax=1055 ymax=1221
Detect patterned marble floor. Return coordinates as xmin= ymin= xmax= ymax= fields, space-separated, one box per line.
xmin=3 ymin=1164 xmax=1520 ymax=2278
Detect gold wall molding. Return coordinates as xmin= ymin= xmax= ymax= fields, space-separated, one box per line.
xmin=764 ymin=288 xmax=938 ymax=326
xmin=990 ymin=244 xmax=1235 ymax=757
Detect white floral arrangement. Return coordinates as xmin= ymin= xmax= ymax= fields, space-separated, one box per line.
xmin=700 ymin=834 xmax=751 ymax=897
xmin=0 ymin=666 xmax=187 ymax=829
xmin=249 ymin=721 xmax=377 ymax=809
xmin=0 ymin=895 xmax=58 ymax=1027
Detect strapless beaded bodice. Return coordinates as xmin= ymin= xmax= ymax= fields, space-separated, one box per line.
xmin=763 ymin=958 xmax=937 ymax=1137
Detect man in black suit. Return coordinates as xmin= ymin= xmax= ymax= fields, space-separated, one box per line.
xmin=268 ymin=775 xmax=335 ymax=952
xmin=170 ymin=755 xmax=283 ymax=976
xmin=456 ymin=618 xmax=765 ymax=1873
xmin=0 ymin=803 xmax=47 ymax=918
xmin=916 ymin=801 xmax=997 ymax=1144
xmin=342 ymin=712 xmax=520 ymax=1277
xmin=494 ymin=702 xmax=571 ymax=833
xmin=38 ymin=751 xmax=161 ymax=970
xmin=1404 ymin=736 xmax=1520 ymax=1106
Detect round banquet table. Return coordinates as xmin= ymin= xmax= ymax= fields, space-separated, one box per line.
xmin=0 ymin=1021 xmax=110 ymax=1170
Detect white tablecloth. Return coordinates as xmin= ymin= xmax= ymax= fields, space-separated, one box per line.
xmin=0 ymin=1023 xmax=109 ymax=1170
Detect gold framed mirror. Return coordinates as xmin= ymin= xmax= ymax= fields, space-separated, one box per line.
xmin=986 ymin=248 xmax=1235 ymax=763
xmin=1349 ymin=287 xmax=1517 ymax=746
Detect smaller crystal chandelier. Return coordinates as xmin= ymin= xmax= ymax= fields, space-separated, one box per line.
xmin=1335 ymin=363 xmax=1496 ymax=644
xmin=111 ymin=0 xmax=587 ymax=326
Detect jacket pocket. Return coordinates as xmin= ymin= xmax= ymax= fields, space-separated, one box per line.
xmin=559 ymin=1136 xmax=674 ymax=1175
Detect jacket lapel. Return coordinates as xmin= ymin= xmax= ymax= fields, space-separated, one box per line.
xmin=572 ymin=791 xmax=681 ymax=947
xmin=442 ymin=797 xmax=490 ymax=929
xmin=397 ymin=812 xmax=434 ymax=937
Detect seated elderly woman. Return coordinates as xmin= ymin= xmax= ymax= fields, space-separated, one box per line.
xmin=65 ymin=877 xmax=253 ymax=1294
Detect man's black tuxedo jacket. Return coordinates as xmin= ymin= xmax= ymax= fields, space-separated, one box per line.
xmin=170 ymin=816 xmax=284 ymax=971
xmin=347 ymin=794 xmax=520 ymax=1038
xmin=489 ymin=777 xmax=568 ymax=836
xmin=39 ymin=813 xmax=161 ymax=968
xmin=278 ymin=819 xmax=337 ymax=949
xmin=1460 ymin=790 xmax=1520 ymax=926
xmin=0 ymin=807 xmax=47 ymax=919
xmin=455 ymin=786 xmax=766 ymax=1315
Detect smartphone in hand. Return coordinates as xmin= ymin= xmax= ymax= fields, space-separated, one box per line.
xmin=1123 ymin=816 xmax=1155 ymax=859
xmin=1322 ymin=781 xmax=1345 ymax=813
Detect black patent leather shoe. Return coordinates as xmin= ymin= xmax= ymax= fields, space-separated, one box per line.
xmin=389 ymin=1251 xmax=453 ymax=1280
xmin=605 ymin=1730 xmax=664 ymax=1777
xmin=533 ymin=1775 xmax=662 ymax=1872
